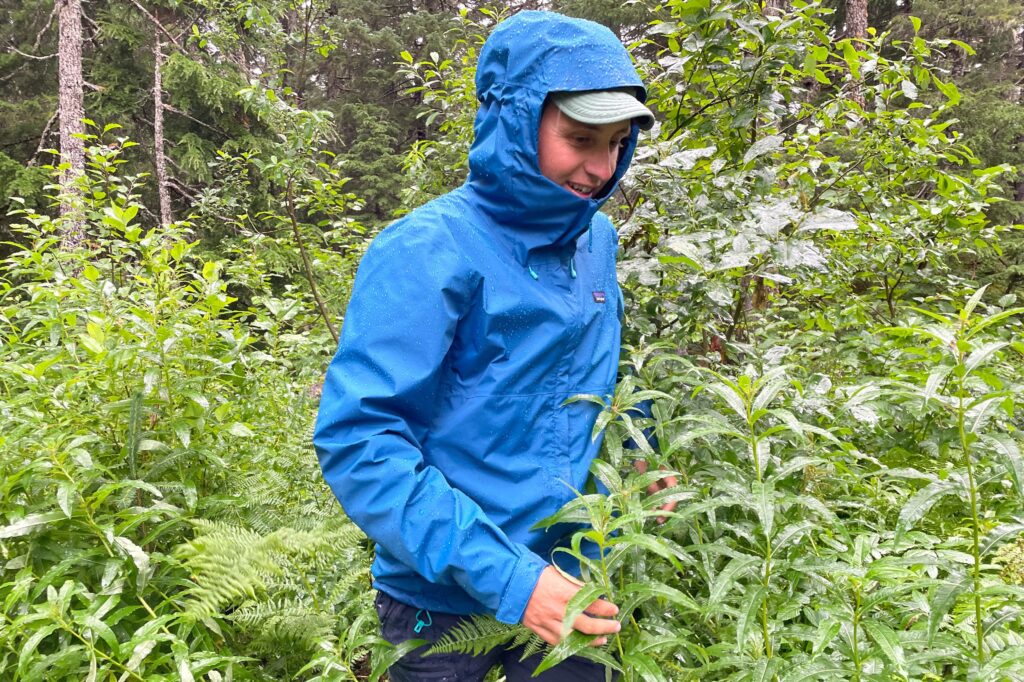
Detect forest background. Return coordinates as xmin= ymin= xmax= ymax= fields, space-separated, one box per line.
xmin=2 ymin=0 xmax=1024 ymax=680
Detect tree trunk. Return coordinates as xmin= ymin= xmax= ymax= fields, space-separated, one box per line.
xmin=57 ymin=0 xmax=85 ymax=249
xmin=764 ymin=0 xmax=789 ymax=17
xmin=844 ymin=0 xmax=867 ymax=38
xmin=844 ymin=0 xmax=868 ymax=106
xmin=153 ymin=37 xmax=172 ymax=228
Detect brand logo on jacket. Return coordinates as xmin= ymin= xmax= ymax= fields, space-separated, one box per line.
xmin=592 ymin=291 xmax=606 ymax=303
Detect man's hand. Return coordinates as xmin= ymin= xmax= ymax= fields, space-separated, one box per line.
xmin=522 ymin=567 xmax=620 ymax=646
xmin=634 ymin=459 xmax=678 ymax=524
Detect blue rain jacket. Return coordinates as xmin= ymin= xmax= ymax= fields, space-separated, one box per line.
xmin=314 ymin=10 xmax=646 ymax=625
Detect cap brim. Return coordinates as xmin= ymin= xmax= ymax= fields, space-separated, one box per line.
xmin=551 ymin=89 xmax=655 ymax=130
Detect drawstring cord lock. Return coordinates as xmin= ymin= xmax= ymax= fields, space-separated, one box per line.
xmin=413 ymin=609 xmax=433 ymax=633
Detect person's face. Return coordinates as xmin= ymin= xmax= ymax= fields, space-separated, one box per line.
xmin=537 ymin=103 xmax=632 ymax=200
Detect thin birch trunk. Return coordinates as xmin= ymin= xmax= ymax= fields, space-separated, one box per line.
xmin=153 ymin=37 xmax=173 ymax=227
xmin=844 ymin=0 xmax=868 ymax=106
xmin=57 ymin=0 xmax=86 ymax=249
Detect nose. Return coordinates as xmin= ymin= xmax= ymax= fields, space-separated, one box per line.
xmin=583 ymin=147 xmax=618 ymax=185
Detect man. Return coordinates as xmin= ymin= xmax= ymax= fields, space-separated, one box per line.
xmin=314 ymin=10 xmax=672 ymax=680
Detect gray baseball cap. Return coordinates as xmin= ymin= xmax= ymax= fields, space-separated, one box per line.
xmin=549 ymin=88 xmax=655 ymax=130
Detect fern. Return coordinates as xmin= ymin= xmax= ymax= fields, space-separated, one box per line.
xmin=425 ymin=615 xmax=537 ymax=657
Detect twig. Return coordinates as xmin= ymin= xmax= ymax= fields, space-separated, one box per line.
xmin=163 ymin=103 xmax=228 ymax=137
xmin=0 ymin=62 xmax=28 ymax=83
xmin=9 ymin=46 xmax=56 ymax=60
xmin=126 ymin=0 xmax=184 ymax=51
xmin=286 ymin=179 xmax=339 ymax=344
xmin=29 ymin=110 xmax=59 ymax=166
xmin=33 ymin=5 xmax=59 ymax=50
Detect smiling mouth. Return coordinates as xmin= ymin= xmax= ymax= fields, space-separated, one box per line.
xmin=566 ymin=181 xmax=594 ymax=198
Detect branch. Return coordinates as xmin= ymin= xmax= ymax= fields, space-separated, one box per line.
xmin=0 ymin=62 xmax=29 ymax=83
xmin=9 ymin=46 xmax=57 ymax=60
xmin=163 ymin=103 xmax=228 ymax=137
xmin=29 ymin=110 xmax=59 ymax=167
xmin=33 ymin=4 xmax=58 ymax=51
xmin=126 ymin=0 xmax=184 ymax=51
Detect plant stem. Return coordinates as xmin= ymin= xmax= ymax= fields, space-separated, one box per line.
xmin=851 ymin=585 xmax=862 ymax=681
xmin=958 ymin=386 xmax=985 ymax=666
xmin=285 ymin=179 xmax=339 ymax=344
xmin=762 ymin=534 xmax=773 ymax=659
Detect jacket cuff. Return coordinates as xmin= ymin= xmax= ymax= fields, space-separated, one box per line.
xmin=495 ymin=552 xmax=548 ymax=624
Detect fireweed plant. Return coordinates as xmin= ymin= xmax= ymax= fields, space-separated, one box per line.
xmin=2 ymin=1 xmax=1023 ymax=681
xmin=408 ymin=2 xmax=1024 ymax=681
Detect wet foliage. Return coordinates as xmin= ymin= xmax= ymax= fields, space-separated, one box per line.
xmin=2 ymin=1 xmax=1023 ymax=680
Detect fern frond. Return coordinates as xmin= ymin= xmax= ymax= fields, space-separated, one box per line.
xmin=425 ymin=615 xmax=527 ymax=657
xmin=512 ymin=628 xmax=547 ymax=660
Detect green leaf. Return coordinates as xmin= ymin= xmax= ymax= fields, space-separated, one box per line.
xmin=965 ymin=342 xmax=1008 ymax=373
xmin=114 ymin=536 xmax=153 ymax=592
xmin=812 ymin=619 xmax=841 ymax=655
xmin=18 ymin=624 xmax=61 ymax=677
xmin=928 ymin=576 xmax=969 ymax=644
xmin=560 ymin=582 xmax=607 ymax=638
xmin=750 ymin=657 xmax=781 ymax=682
xmin=706 ymin=381 xmax=749 ymax=423
xmin=961 ymin=285 xmax=989 ymax=319
xmin=228 ymin=422 xmax=254 ymax=437
xmin=619 ymin=580 xmax=700 ymax=613
xmin=966 ymin=306 xmax=1024 ymax=339
xmin=613 ymin=533 xmax=686 ymax=568
xmin=862 ymin=621 xmax=905 ymax=672
xmin=173 ymin=640 xmax=195 ymax=682
xmin=708 ymin=555 xmax=759 ymax=607
xmin=734 ymin=584 xmax=766 ymax=653
xmin=533 ymin=630 xmax=598 ymax=675
xmin=980 ymin=646 xmax=1024 ymax=678
xmin=370 ymin=639 xmax=426 ymax=682
xmin=896 ymin=480 xmax=959 ymax=539
xmin=620 ymin=651 xmax=666 ymax=682
xmin=56 ymin=482 xmax=73 ymax=518
xmin=984 ymin=435 xmax=1024 ymax=497
xmin=591 ymin=459 xmax=622 ymax=495
xmin=743 ymin=135 xmax=784 ymax=164
xmin=841 ymin=40 xmax=861 ymax=80
xmin=0 ymin=511 xmax=65 ymax=539
xmin=753 ymin=480 xmax=775 ymax=539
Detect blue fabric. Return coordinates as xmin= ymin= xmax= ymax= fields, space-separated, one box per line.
xmin=314 ymin=10 xmax=644 ymax=625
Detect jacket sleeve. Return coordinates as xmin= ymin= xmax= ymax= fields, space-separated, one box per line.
xmin=313 ymin=222 xmax=547 ymax=624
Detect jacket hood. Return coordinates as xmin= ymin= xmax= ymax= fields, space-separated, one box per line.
xmin=466 ymin=11 xmax=647 ymax=262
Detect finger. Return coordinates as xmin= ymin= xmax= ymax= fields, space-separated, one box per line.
xmin=572 ymin=614 xmax=622 ymax=636
xmin=584 ymin=598 xmax=619 ymax=618
xmin=590 ymin=637 xmax=608 ymax=647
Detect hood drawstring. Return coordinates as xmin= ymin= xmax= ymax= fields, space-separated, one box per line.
xmin=569 ymin=257 xmax=577 ymax=279
xmin=587 ymin=222 xmax=593 ymax=253
xmin=528 ymin=264 xmax=539 ymax=280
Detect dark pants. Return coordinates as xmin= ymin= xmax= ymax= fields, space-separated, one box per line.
xmin=375 ymin=592 xmax=617 ymax=681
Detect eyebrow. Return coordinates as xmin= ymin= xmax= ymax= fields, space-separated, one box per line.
xmin=564 ymin=121 xmax=631 ymax=135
